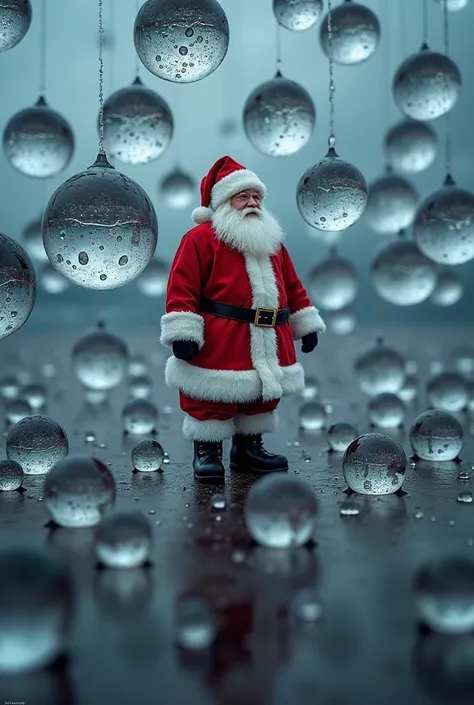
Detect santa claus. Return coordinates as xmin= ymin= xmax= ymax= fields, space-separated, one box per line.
xmin=160 ymin=156 xmax=326 ymax=482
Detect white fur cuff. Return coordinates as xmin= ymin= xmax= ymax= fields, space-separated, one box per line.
xmin=211 ymin=169 xmax=266 ymax=210
xmin=183 ymin=414 xmax=235 ymax=442
xmin=290 ymin=306 xmax=326 ymax=339
xmin=234 ymin=411 xmax=277 ymax=435
xmin=160 ymin=311 xmax=205 ymax=348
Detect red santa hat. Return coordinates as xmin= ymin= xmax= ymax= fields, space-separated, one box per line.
xmin=191 ymin=155 xmax=266 ymax=225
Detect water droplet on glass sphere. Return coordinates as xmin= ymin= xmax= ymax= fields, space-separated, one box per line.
xmin=39 ymin=262 xmax=69 ymax=294
xmin=300 ymin=374 xmax=320 ymax=400
xmin=175 ymin=597 xmax=217 ymax=649
xmin=72 ymin=329 xmax=128 ymax=391
xmin=243 ymin=75 xmax=315 ymax=157
xmin=393 ymin=48 xmax=461 ymax=121
xmin=340 ymin=498 xmax=360 ymax=516
xmin=385 ymin=119 xmax=437 ymax=173
xmin=160 ymin=168 xmax=195 ymax=209
xmin=134 ymin=0 xmax=229 ymax=83
xmin=308 ymin=254 xmax=358 ymax=310
xmin=365 ymin=175 xmax=418 ymax=235
xmin=415 ymin=557 xmax=474 ymax=634
xmin=371 ymin=240 xmax=438 ymax=306
xmin=458 ymin=490 xmax=473 ymax=503
xmin=410 ymin=409 xmax=463 ymax=461
xmin=0 ymin=0 xmax=32 ymax=53
xmin=123 ymin=399 xmax=158 ymax=434
xmin=426 ymin=371 xmax=468 ymax=412
xmin=292 ymin=588 xmax=323 ymax=621
xmin=136 ymin=258 xmax=168 ymax=297
xmin=3 ymin=97 xmax=74 ymax=177
xmin=327 ymin=422 xmax=357 ymax=452
xmin=325 ymin=307 xmax=357 ymax=335
xmin=0 ymin=232 xmax=36 ymax=339
xmin=273 ymin=0 xmax=322 ymax=30
xmin=343 ymin=433 xmax=407 ymax=495
xmin=0 ymin=546 xmax=74 ymax=675
xmin=320 ymin=2 xmax=380 ymax=65
xmin=244 ymin=474 xmax=317 ymax=548
xmin=433 ymin=0 xmax=470 ymax=11
xmin=368 ymin=392 xmax=406 ymax=428
xmin=131 ymin=438 xmax=164 ymax=471
xmin=5 ymin=398 xmax=31 ymax=425
xmin=42 ymin=153 xmax=158 ymax=290
xmin=22 ymin=216 xmax=48 ymax=263
xmin=0 ymin=459 xmax=23 ymax=491
xmin=211 ymin=492 xmax=226 ymax=510
xmin=297 ymin=149 xmax=368 ymax=231
xmin=299 ymin=401 xmax=326 ymax=430
xmin=95 ymin=509 xmax=152 ymax=568
xmin=44 ymin=455 xmax=116 ymax=527
xmin=103 ymin=78 xmax=173 ymax=164
xmin=355 ymin=341 xmax=406 ymax=396
xmin=6 ymin=415 xmax=68 ymax=475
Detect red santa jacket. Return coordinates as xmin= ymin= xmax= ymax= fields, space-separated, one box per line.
xmin=160 ymin=221 xmax=325 ymax=404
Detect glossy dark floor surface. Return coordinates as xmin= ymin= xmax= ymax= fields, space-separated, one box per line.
xmin=1 ymin=325 xmax=474 ymax=705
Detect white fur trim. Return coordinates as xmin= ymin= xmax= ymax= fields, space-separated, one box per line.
xmin=192 ymin=206 xmax=213 ymax=224
xmin=160 ymin=311 xmax=204 ymax=348
xmin=211 ymin=169 xmax=266 ymax=210
xmin=234 ymin=411 xmax=277 ymax=435
xmin=290 ymin=306 xmax=326 ymax=339
xmin=183 ymin=414 xmax=235 ymax=441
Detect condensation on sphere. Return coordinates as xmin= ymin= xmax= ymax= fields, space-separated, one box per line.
xmin=368 ymin=392 xmax=406 ymax=428
xmin=393 ymin=48 xmax=461 ymax=121
xmin=325 ymin=307 xmax=357 ymax=335
xmin=131 ymin=438 xmax=164 ymax=471
xmin=0 ymin=0 xmax=31 ymax=53
xmin=22 ymin=216 xmax=48 ymax=263
xmin=342 ymin=432 xmax=407 ymax=495
xmin=413 ymin=181 xmax=474 ymax=266
xmin=3 ymin=97 xmax=74 ymax=178
xmin=308 ymin=255 xmax=358 ymax=311
xmin=0 ymin=547 xmax=74 ymax=675
xmin=431 ymin=270 xmax=463 ymax=306
xmin=243 ymin=74 xmax=315 ymax=157
xmin=273 ymin=0 xmax=323 ymax=31
xmin=0 ymin=459 xmax=23 ymax=491
xmin=160 ymin=169 xmax=195 ymax=209
xmin=44 ymin=455 xmax=117 ymax=528
xmin=371 ymin=240 xmax=438 ymax=306
xmin=410 ymin=409 xmax=463 ymax=461
xmin=136 ymin=258 xmax=168 ymax=296
xmin=385 ymin=120 xmax=437 ymax=173
xmin=426 ymin=371 xmax=468 ymax=412
xmin=434 ymin=0 xmax=470 ymax=10
xmin=6 ymin=415 xmax=68 ymax=475
xmin=297 ymin=149 xmax=368 ymax=231
xmin=0 ymin=232 xmax=36 ymax=340
xmin=320 ymin=2 xmax=381 ymax=65
xmin=415 ymin=557 xmax=474 ymax=634
xmin=5 ymin=398 xmax=31 ymax=425
xmin=103 ymin=77 xmax=173 ymax=165
xmin=175 ymin=597 xmax=217 ymax=650
xmin=355 ymin=340 xmax=406 ymax=396
xmin=299 ymin=401 xmax=326 ymax=430
xmin=244 ymin=474 xmax=317 ymax=548
xmin=95 ymin=510 xmax=152 ymax=568
xmin=72 ymin=329 xmax=128 ymax=391
xmin=327 ymin=422 xmax=357 ymax=452
xmin=39 ymin=263 xmax=69 ymax=294
xmin=365 ymin=175 xmax=418 ymax=235
xmin=128 ymin=374 xmax=153 ymax=400
xmin=42 ymin=152 xmax=158 ymax=290
xmin=134 ymin=0 xmax=230 ymax=84
xmin=123 ymin=399 xmax=158 ymax=435
xmin=22 ymin=383 xmax=46 ymax=410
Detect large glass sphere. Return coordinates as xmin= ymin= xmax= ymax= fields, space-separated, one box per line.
xmin=0 ymin=232 xmax=36 ymax=339
xmin=430 ymin=270 xmax=463 ymax=306
xmin=243 ymin=73 xmax=315 ymax=157
xmin=42 ymin=152 xmax=158 ymax=289
xmin=327 ymin=421 xmax=357 ymax=452
xmin=297 ymin=148 xmax=368 ymax=231
xmin=0 ymin=547 xmax=74 ymax=675
xmin=393 ymin=47 xmax=461 ymax=121
xmin=3 ymin=97 xmax=74 ymax=178
xmin=6 ymin=415 xmax=68 ymax=475
xmin=325 ymin=307 xmax=356 ymax=335
xmin=136 ymin=258 xmax=168 ymax=296
xmin=410 ymin=409 xmax=463 ymax=461
xmin=385 ymin=120 xmax=437 ymax=174
xmin=160 ymin=168 xmax=195 ymax=209
xmin=22 ymin=216 xmax=48 ymax=263
xmin=415 ymin=557 xmax=474 ymax=634
xmin=39 ymin=263 xmax=69 ymax=294
xmin=368 ymin=392 xmax=406 ymax=428
xmin=103 ymin=77 xmax=173 ymax=165
xmin=413 ymin=179 xmax=474 ymax=266
xmin=433 ymin=0 xmax=470 ymax=9
xmin=355 ymin=339 xmax=406 ymax=396
xmin=72 ymin=328 xmax=128 ymax=391
xmin=320 ymin=1 xmax=381 ymax=65
xmin=0 ymin=0 xmax=32 ymax=53
xmin=365 ymin=174 xmax=418 ymax=235
xmin=307 ymin=254 xmax=358 ymax=310
xmin=342 ymin=432 xmax=407 ymax=495
xmin=426 ymin=371 xmax=468 ymax=412
xmin=0 ymin=459 xmax=23 ymax=491
xmin=371 ymin=240 xmax=438 ymax=306
xmin=122 ymin=400 xmax=158 ymax=434
xmin=273 ymin=0 xmax=323 ymax=31
xmin=134 ymin=0 xmax=229 ymax=83
xmin=94 ymin=509 xmax=152 ymax=568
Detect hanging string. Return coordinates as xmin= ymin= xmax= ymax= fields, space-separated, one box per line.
xmin=135 ymin=0 xmax=141 ymax=79
xmin=39 ymin=0 xmax=46 ymax=97
xmin=442 ymin=0 xmax=452 ymax=177
xmin=109 ymin=0 xmax=116 ymax=92
xmin=98 ymin=0 xmax=105 ymax=154
xmin=275 ymin=22 xmax=282 ymax=75
xmin=421 ymin=0 xmax=429 ymax=46
xmin=328 ymin=0 xmax=336 ymax=149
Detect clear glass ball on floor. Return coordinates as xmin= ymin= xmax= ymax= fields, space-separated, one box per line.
xmin=410 ymin=409 xmax=463 ymax=461
xmin=95 ymin=509 xmax=152 ymax=568
xmin=6 ymin=415 xmax=68 ymax=475
xmin=342 ymin=432 xmax=407 ymax=495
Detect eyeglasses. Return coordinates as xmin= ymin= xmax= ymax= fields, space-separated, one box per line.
xmin=235 ymin=191 xmax=261 ymax=203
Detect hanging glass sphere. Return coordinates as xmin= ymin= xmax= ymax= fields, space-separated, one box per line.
xmin=451 ymin=346 xmax=474 ymax=378
xmin=42 ymin=152 xmax=158 ymax=289
xmin=320 ymin=1 xmax=381 ymax=65
xmin=243 ymin=72 xmax=315 ymax=157
xmin=136 ymin=258 xmax=168 ymax=297
xmin=355 ymin=338 xmax=406 ymax=396
xmin=392 ymin=46 xmax=461 ymax=121
xmin=365 ymin=174 xmax=418 ymax=235
xmin=398 ymin=374 xmax=418 ymax=403
xmin=128 ymin=374 xmax=153 ymax=400
xmin=413 ymin=177 xmax=474 ymax=266
xmin=21 ymin=382 xmax=47 ymax=410
xmin=327 ymin=421 xmax=357 ymax=452
xmin=342 ymin=432 xmax=407 ymax=495
xmin=39 ymin=263 xmax=69 ymax=294
xmin=134 ymin=0 xmax=229 ymax=83
xmin=5 ymin=399 xmax=31 ymax=425
xmin=3 ymin=97 xmax=74 ymax=178
xmin=72 ymin=328 xmax=128 ymax=392
xmin=128 ymin=354 xmax=148 ymax=377
xmin=371 ymin=239 xmax=438 ymax=306
xmin=6 ymin=414 xmax=68 ymax=475
xmin=273 ymin=0 xmax=323 ymax=30
xmin=22 ymin=216 xmax=48 ymax=263
xmin=433 ymin=0 xmax=470 ymax=10
xmin=0 ymin=232 xmax=36 ymax=340
xmin=426 ymin=371 xmax=468 ymax=412
xmin=308 ymin=254 xmax=358 ymax=311
xmin=94 ymin=510 xmax=153 ymax=568
xmin=368 ymin=392 xmax=406 ymax=428
xmin=103 ymin=77 xmax=173 ymax=165
xmin=410 ymin=409 xmax=463 ymax=461
xmin=160 ymin=168 xmax=195 ymax=209
xmin=297 ymin=147 xmax=368 ymax=231
xmin=384 ymin=120 xmax=437 ymax=174
xmin=415 ymin=557 xmax=474 ymax=634
xmin=431 ymin=269 xmax=463 ymax=306
xmin=0 ymin=0 xmax=32 ymax=53
xmin=325 ymin=307 xmax=356 ymax=335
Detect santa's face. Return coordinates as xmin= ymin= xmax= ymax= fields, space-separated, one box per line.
xmin=212 ymin=194 xmax=283 ymax=258
xmin=230 ymin=189 xmax=262 ymax=215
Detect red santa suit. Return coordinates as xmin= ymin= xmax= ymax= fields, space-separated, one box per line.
xmin=160 ymin=156 xmax=326 ymax=443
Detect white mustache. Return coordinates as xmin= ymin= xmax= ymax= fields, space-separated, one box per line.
xmin=242 ymin=207 xmax=261 ymax=217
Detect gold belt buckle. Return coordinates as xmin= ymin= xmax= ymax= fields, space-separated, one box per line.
xmin=254 ymin=307 xmax=278 ymax=328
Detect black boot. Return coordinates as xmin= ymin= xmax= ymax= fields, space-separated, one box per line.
xmin=229 ymin=434 xmax=288 ymax=474
xmin=193 ymin=441 xmax=226 ymax=481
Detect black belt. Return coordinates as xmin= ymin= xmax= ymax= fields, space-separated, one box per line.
xmin=200 ymin=296 xmax=290 ymax=328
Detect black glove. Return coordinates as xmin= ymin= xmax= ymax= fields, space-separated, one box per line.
xmin=301 ymin=332 xmax=319 ymax=353
xmin=172 ymin=340 xmax=199 ymax=361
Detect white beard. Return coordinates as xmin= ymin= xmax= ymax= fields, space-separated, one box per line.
xmin=211 ymin=201 xmax=284 ymax=258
